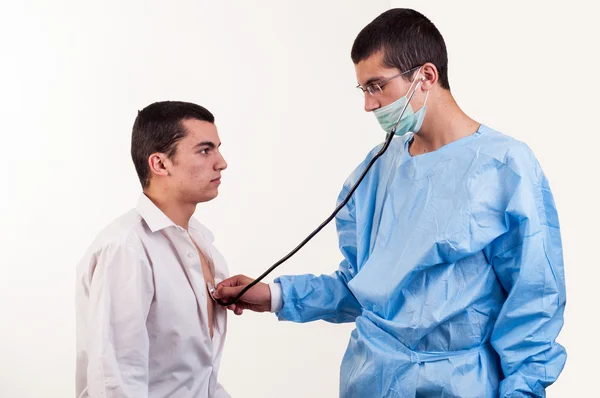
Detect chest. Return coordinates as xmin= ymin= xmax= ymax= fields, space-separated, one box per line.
xmin=356 ymin=157 xmax=473 ymax=262
xmin=143 ymin=232 xmax=225 ymax=339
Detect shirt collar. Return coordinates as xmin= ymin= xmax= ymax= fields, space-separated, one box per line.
xmin=136 ymin=193 xmax=211 ymax=240
xmin=136 ymin=193 xmax=178 ymax=233
xmin=188 ymin=217 xmax=205 ymax=235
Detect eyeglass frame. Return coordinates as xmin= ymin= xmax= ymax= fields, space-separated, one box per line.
xmin=356 ymin=66 xmax=421 ymax=96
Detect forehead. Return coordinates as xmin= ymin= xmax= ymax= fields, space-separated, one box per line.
xmin=354 ymin=51 xmax=398 ymax=84
xmin=180 ymin=118 xmax=219 ymax=143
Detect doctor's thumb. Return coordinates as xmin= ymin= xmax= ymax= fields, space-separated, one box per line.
xmin=214 ymin=285 xmax=243 ymax=300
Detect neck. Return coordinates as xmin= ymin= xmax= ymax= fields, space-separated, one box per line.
xmin=411 ymin=89 xmax=480 ymax=154
xmin=144 ymin=186 xmax=196 ymax=230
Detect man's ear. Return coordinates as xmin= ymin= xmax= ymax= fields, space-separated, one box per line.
xmin=420 ymin=62 xmax=438 ymax=91
xmin=148 ymin=153 xmax=170 ymax=178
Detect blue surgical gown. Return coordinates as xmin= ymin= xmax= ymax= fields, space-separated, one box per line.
xmin=275 ymin=125 xmax=566 ymax=397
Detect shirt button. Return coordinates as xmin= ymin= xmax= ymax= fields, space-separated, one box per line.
xmin=188 ymin=252 xmax=194 ymax=258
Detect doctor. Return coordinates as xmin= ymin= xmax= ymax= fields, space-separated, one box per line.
xmin=215 ymin=8 xmax=567 ymax=397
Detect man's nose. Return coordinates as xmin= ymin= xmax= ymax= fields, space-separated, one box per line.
xmin=364 ymin=94 xmax=380 ymax=112
xmin=215 ymin=151 xmax=227 ymax=171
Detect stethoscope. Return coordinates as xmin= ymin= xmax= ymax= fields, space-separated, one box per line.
xmin=214 ymin=76 xmax=425 ymax=307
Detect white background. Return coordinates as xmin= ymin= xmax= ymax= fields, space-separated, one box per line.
xmin=0 ymin=0 xmax=597 ymax=396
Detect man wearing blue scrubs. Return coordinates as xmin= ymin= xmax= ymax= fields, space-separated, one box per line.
xmin=215 ymin=8 xmax=566 ymax=397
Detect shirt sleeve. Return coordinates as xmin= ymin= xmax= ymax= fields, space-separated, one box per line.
xmin=85 ymin=242 xmax=154 ymax=398
xmin=269 ymin=282 xmax=283 ymax=313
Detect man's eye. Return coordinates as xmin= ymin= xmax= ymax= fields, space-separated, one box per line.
xmin=367 ymin=84 xmax=382 ymax=94
xmin=199 ymin=148 xmax=209 ymax=155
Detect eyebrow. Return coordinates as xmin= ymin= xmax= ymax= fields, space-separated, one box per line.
xmin=194 ymin=141 xmax=221 ymax=149
xmin=363 ymin=76 xmax=386 ymax=86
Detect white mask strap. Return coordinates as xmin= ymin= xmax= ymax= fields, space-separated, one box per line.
xmin=405 ymin=66 xmax=423 ymax=96
xmin=411 ymin=67 xmax=429 ymax=111
xmin=421 ymin=88 xmax=430 ymax=108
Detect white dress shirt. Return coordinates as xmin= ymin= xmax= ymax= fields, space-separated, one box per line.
xmin=76 ymin=194 xmax=230 ymax=398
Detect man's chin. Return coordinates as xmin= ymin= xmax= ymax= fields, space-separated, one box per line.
xmin=195 ymin=190 xmax=219 ymax=204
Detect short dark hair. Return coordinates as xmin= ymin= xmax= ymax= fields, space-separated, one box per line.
xmin=131 ymin=101 xmax=215 ymax=188
xmin=351 ymin=8 xmax=450 ymax=90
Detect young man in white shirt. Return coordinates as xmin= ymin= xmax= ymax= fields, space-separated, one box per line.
xmin=76 ymin=101 xmax=230 ymax=398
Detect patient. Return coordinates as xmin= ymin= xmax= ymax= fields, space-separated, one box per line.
xmin=76 ymin=101 xmax=230 ymax=397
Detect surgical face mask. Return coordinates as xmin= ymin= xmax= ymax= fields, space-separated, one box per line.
xmin=373 ymin=70 xmax=429 ymax=136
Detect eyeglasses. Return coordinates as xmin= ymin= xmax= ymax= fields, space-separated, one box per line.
xmin=356 ymin=66 xmax=420 ymax=96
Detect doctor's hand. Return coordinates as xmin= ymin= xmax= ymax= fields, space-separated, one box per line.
xmin=214 ymin=274 xmax=271 ymax=315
